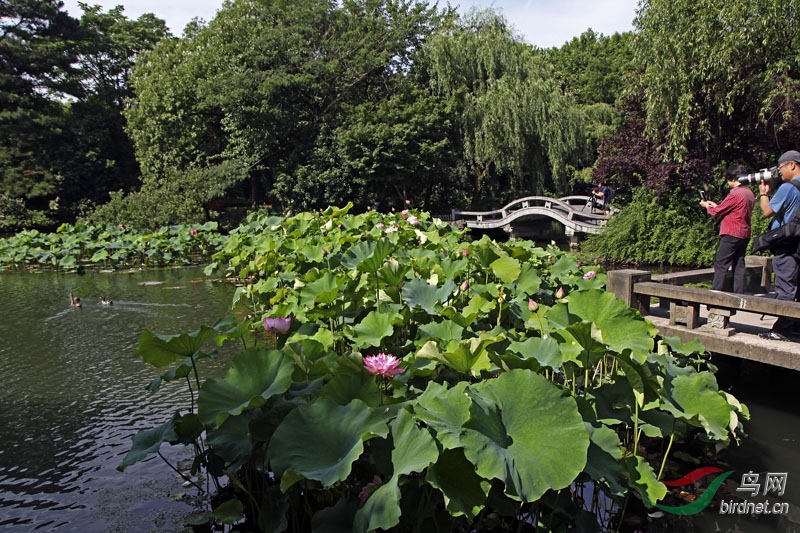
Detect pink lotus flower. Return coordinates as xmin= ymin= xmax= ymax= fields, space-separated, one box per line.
xmin=407 ymin=215 xmax=419 ymax=225
xmin=363 ymin=353 xmax=405 ymax=377
xmin=555 ymin=287 xmax=565 ymax=299
xmin=358 ymin=475 xmax=382 ymax=504
xmin=189 ymin=229 xmax=198 ymax=236
xmin=528 ymin=298 xmax=538 ymax=312
xmin=263 ymin=316 xmax=292 ymax=334
xmin=375 ymin=222 xmax=385 ymax=228
xmin=401 ymin=209 xmax=409 ymax=218
xmin=461 ymin=280 xmax=469 ymax=292
xmin=582 ymin=270 xmax=597 ymax=280
xmin=462 ymin=248 xmax=469 ymax=257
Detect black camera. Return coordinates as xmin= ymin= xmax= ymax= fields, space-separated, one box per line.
xmin=738 ymin=166 xmax=778 ymax=184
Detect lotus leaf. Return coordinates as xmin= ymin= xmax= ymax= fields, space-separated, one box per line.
xmin=402 ymin=278 xmax=456 ymax=314
xmin=135 ymin=325 xmax=217 ymax=368
xmin=197 ymin=347 xmax=294 ymax=426
xmin=269 ymin=398 xmax=389 ymax=490
xmin=490 ymin=255 xmax=521 ymax=284
xmin=546 ymin=289 xmax=653 ymax=360
xmin=413 ymin=381 xmax=471 ymax=450
xmin=670 ymin=373 xmax=732 ymax=439
xmin=118 ymin=413 xmax=180 ymax=471
xmin=426 ymin=448 xmax=492 ymax=519
xmin=497 ymin=336 xmax=562 ymax=370
xmin=353 ymin=476 xmax=401 ymax=533
xmin=351 ymin=310 xmax=399 ymax=348
xmin=462 ymin=370 xmax=589 ymax=501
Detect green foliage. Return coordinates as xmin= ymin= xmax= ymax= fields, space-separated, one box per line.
xmin=423 ymin=9 xmax=586 ymax=201
xmin=0 ymin=0 xmax=81 ymax=211
xmin=0 ymin=1 xmax=168 ymax=227
xmin=0 ymin=221 xmax=223 ymax=271
xmin=546 ymin=29 xmax=635 ymax=107
xmin=84 ymin=161 xmax=250 ymax=231
xmin=125 ymin=0 xmax=451 ymax=212
xmin=634 ymin=0 xmax=800 ymax=164
xmin=122 ymin=205 xmax=747 ymax=531
xmin=583 ymin=188 xmax=722 ymax=265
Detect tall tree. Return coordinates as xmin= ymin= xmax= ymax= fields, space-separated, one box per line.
xmin=422 ymin=9 xmax=585 ymax=204
xmin=54 ymin=4 xmax=169 ymax=216
xmin=0 ymin=0 xmax=81 ymax=217
xmin=546 ymin=29 xmax=634 ymax=107
xmin=634 ymin=0 xmax=800 ymax=165
xmin=124 ymin=0 xmax=451 ymax=212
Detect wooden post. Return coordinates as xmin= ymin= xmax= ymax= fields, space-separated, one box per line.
xmin=607 ymin=270 xmax=652 ymax=315
xmin=745 ymin=255 xmax=772 ymax=293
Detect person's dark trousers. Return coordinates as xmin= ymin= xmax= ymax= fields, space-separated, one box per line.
xmin=771 ymin=245 xmax=800 ymax=336
xmin=712 ymin=235 xmax=750 ymax=293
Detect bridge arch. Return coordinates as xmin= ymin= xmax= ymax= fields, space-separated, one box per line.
xmin=451 ymin=195 xmax=610 ymax=241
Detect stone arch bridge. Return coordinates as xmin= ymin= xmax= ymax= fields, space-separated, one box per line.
xmin=449 ymin=195 xmax=610 ymax=245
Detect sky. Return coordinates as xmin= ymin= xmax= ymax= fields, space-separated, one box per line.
xmin=59 ymin=0 xmax=639 ymax=49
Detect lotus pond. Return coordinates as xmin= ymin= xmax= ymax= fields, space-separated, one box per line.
xmin=116 ymin=205 xmax=756 ymax=531
xmin=1 ymin=206 xmax=797 ymax=532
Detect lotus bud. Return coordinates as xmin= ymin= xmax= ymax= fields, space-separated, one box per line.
xmin=528 ymin=298 xmax=538 ymax=312
xmin=556 ymin=287 xmax=565 ymax=299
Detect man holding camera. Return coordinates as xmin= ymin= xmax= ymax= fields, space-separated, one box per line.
xmin=700 ymin=164 xmax=755 ymax=294
xmin=757 ymin=150 xmax=800 ymax=341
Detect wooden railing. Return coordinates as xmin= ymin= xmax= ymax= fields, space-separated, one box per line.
xmin=607 ymin=256 xmax=800 ymax=370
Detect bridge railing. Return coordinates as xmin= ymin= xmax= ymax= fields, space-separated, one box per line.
xmin=452 ymin=195 xmax=608 ymax=224
xmin=607 ymin=256 xmax=800 ymax=370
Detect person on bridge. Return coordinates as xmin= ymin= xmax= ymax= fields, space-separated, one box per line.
xmin=756 ymin=150 xmax=800 ymax=341
xmin=592 ymin=181 xmax=614 ymax=215
xmin=700 ymin=164 xmax=755 ymax=295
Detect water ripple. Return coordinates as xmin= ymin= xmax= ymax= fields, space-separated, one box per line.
xmin=0 ymin=268 xmax=235 ymax=530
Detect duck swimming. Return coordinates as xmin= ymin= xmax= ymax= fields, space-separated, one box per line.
xmin=100 ymin=296 xmax=113 ymax=305
xmin=69 ymin=293 xmax=82 ymax=307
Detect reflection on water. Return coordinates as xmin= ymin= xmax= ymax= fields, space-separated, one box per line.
xmin=0 ymin=268 xmax=236 ymax=531
xmin=690 ymin=356 xmax=800 ymax=533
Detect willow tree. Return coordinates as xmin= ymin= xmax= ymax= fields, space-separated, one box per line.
xmin=635 ymin=0 xmax=800 ymax=165
xmin=422 ymin=10 xmax=585 ymax=202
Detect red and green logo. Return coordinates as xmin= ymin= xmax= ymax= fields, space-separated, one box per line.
xmin=654 ymin=467 xmax=736 ymax=515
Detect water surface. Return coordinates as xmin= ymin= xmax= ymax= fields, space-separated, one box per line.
xmin=0 ymin=268 xmax=235 ymax=531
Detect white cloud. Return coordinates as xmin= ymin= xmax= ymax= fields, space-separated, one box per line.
xmin=59 ymin=0 xmax=637 ymax=47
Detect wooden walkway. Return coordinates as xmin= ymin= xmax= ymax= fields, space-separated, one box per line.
xmin=607 ymin=257 xmax=800 ymax=371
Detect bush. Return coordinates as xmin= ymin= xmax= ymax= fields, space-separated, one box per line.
xmin=585 ymin=188 xmax=722 ymax=266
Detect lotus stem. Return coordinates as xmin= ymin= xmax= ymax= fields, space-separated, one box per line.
xmin=633 ymin=401 xmax=640 ymax=456
xmin=157 ymin=450 xmax=203 ymax=492
xmin=185 ymin=375 xmax=196 ymax=413
xmin=657 ymin=431 xmax=676 ymax=481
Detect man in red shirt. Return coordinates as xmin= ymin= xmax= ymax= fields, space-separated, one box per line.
xmin=700 ymin=164 xmax=755 ymax=293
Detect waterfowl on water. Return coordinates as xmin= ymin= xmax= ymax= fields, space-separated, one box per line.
xmin=100 ymin=296 xmax=113 ymax=305
xmin=69 ymin=293 xmax=82 ymax=307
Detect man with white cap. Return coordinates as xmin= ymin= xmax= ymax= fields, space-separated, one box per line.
xmin=757 ymin=149 xmax=800 ymax=341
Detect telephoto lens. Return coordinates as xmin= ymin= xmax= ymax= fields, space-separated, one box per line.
xmin=737 ymin=166 xmax=778 ymax=184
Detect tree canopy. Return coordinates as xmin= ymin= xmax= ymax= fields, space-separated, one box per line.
xmin=634 ymin=0 xmax=800 ymax=165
